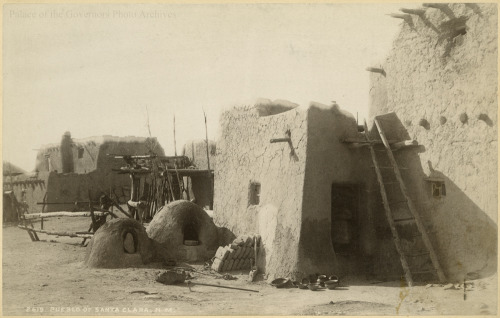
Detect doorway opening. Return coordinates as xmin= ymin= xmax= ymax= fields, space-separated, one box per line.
xmin=331 ymin=184 xmax=359 ymax=256
xmin=183 ymin=222 xmax=199 ymax=245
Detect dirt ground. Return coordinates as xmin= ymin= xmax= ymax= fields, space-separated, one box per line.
xmin=2 ymin=217 xmax=497 ymax=316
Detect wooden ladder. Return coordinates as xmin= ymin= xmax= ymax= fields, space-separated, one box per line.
xmin=364 ymin=118 xmax=446 ymax=287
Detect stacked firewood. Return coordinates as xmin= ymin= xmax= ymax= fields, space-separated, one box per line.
xmin=211 ymin=234 xmax=261 ymax=272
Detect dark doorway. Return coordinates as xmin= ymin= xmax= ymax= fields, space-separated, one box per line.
xmin=331 ymin=184 xmax=359 ymax=256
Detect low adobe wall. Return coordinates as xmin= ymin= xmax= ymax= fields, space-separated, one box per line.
xmin=9 ymin=170 xmax=131 ymax=213
xmin=26 ymin=136 xmax=165 ymax=212
xmin=8 ymin=172 xmax=49 ymax=214
xmin=369 ymin=3 xmax=497 ymax=281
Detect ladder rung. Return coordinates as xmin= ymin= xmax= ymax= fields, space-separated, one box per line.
xmin=372 ymin=166 xmax=409 ymax=170
xmin=370 ymin=117 xmax=446 ymax=285
xmin=411 ymin=270 xmax=436 ymax=275
xmin=406 ymin=252 xmax=430 ymax=257
xmin=394 ymin=217 xmax=415 ymax=223
xmin=387 ymin=200 xmax=408 ymax=205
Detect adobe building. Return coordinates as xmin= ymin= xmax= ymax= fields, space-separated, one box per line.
xmin=214 ymin=100 xmax=371 ymax=280
xmin=8 ymin=132 xmax=164 ymax=213
xmin=367 ymin=3 xmax=497 ymax=281
xmin=214 ymin=3 xmax=497 ymax=283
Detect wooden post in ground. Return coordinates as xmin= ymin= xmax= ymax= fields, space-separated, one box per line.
xmin=173 ymin=114 xmax=177 ymax=156
xmin=203 ymin=109 xmax=213 ymax=210
xmin=88 ymin=190 xmax=97 ymax=232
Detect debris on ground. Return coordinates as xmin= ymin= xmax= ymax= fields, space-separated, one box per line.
xmin=186 ymin=280 xmax=259 ymax=293
xmin=444 ymin=283 xmax=458 ymax=290
xmin=130 ymin=290 xmax=158 ymax=295
xmin=222 ymin=274 xmax=237 ymax=280
xmin=270 ymin=278 xmax=292 ymax=288
xmin=425 ymin=283 xmax=444 ymax=288
xmin=155 ymin=270 xmax=187 ymax=285
xmin=143 ymin=295 xmax=162 ymax=300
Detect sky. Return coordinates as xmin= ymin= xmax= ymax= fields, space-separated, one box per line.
xmin=3 ymin=3 xmax=417 ymax=172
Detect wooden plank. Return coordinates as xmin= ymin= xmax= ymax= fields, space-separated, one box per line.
xmin=343 ymin=139 xmax=418 ymax=150
xmin=374 ymin=117 xmax=446 ymax=283
xmin=17 ymin=225 xmax=94 ymax=238
xmin=24 ymin=211 xmax=108 ymax=219
xmin=109 ymin=154 xmax=187 ymax=160
xmin=364 ymin=120 xmax=414 ymax=286
xmin=166 ymin=169 xmax=213 ymax=176
xmin=424 ymin=177 xmax=445 ymax=182
xmin=36 ymin=201 xmax=97 ymax=205
xmin=342 ymin=138 xmax=398 ymax=144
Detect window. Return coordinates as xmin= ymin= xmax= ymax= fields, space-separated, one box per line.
xmin=425 ymin=177 xmax=446 ymax=199
xmin=248 ymin=182 xmax=261 ymax=206
xmin=432 ymin=182 xmax=446 ymax=198
xmin=78 ymin=147 xmax=84 ymax=159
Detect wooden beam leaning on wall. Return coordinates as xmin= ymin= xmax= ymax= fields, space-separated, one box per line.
xmin=341 ymin=138 xmax=418 ymax=150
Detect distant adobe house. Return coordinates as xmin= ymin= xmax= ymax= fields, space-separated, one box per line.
xmin=3 ymin=161 xmax=28 ymax=221
xmin=181 ymin=139 xmax=216 ymax=210
xmin=8 ymin=132 xmax=164 ymax=213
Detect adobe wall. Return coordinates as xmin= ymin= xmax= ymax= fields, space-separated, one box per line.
xmin=182 ymin=139 xmax=216 ymax=170
xmin=214 ymin=105 xmax=308 ymax=279
xmin=9 ymin=172 xmax=50 ymax=214
xmin=72 ymin=140 xmax=100 ymax=174
xmin=298 ymin=103 xmax=366 ymax=277
xmin=43 ymin=171 xmax=129 ymax=212
xmin=369 ymin=3 xmax=497 ymax=281
xmin=94 ymin=137 xmax=164 ymax=174
xmin=29 ymin=136 xmax=165 ymax=212
xmin=35 ymin=135 xmax=163 ymax=175
xmin=182 ymin=139 xmax=216 ymax=208
xmin=35 ymin=144 xmax=64 ymax=173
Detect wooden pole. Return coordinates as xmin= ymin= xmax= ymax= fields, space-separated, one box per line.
xmin=89 ymin=190 xmax=98 ymax=232
xmin=173 ymin=162 xmax=185 ymax=198
xmin=254 ymin=237 xmax=258 ymax=269
xmin=173 ymin=114 xmax=177 ymax=156
xmin=162 ymin=162 xmax=176 ymax=201
xmin=203 ymin=109 xmax=213 ymax=210
xmin=110 ymin=186 xmax=114 ymax=217
xmin=186 ymin=281 xmax=259 ymax=293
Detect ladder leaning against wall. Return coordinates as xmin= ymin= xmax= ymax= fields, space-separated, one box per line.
xmin=363 ymin=117 xmax=446 ymax=287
